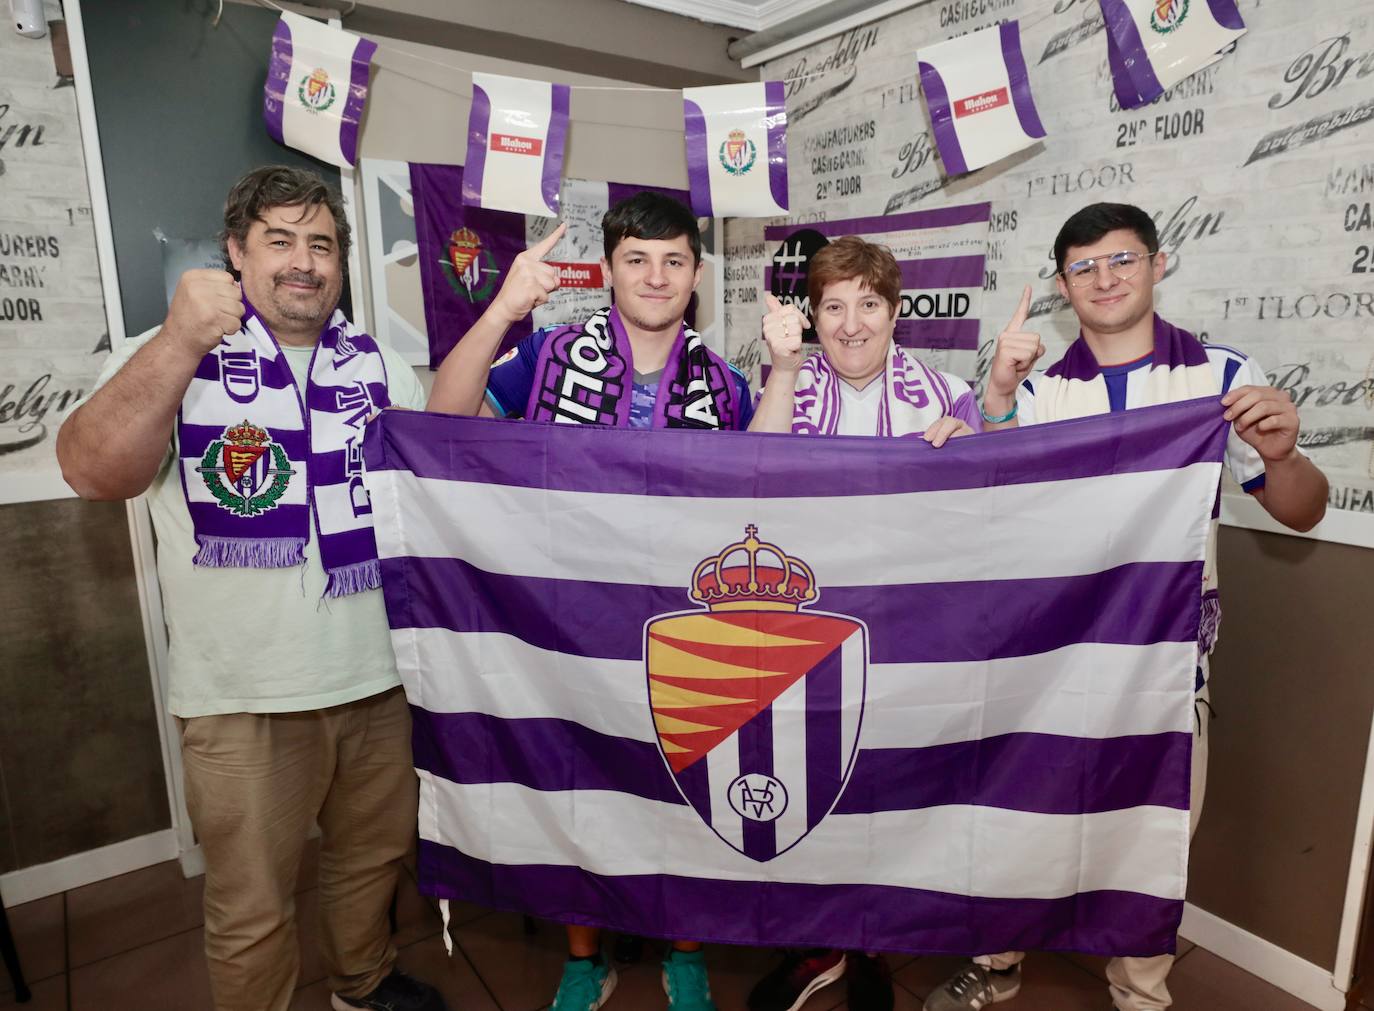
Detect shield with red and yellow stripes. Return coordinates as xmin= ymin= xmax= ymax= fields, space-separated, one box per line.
xmin=646 ymin=526 xmax=867 ymax=861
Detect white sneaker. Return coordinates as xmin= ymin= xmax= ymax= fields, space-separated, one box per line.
xmin=923 ymin=964 xmax=1021 ymax=1011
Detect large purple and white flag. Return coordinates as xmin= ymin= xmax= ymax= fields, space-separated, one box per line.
xmin=1099 ymin=0 xmax=1246 ymax=110
xmin=683 ymin=82 xmax=788 ymax=218
xmin=263 ymin=12 xmax=377 ymax=167
xmin=463 ymin=73 xmax=570 ymax=217
xmin=765 ymin=202 xmax=991 ymax=376
xmin=365 ymin=398 xmax=1229 ymax=957
xmin=917 ymin=22 xmax=1046 ymax=176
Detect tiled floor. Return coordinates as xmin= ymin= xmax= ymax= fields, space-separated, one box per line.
xmin=0 ymin=844 xmax=1329 ymax=1010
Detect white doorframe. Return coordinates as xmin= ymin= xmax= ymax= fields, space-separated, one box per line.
xmin=65 ymin=0 xmax=197 ymax=876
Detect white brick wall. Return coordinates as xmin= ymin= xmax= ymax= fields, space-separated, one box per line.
xmin=724 ymin=0 xmax=1374 ymax=520
xmin=0 ymin=22 xmax=108 ymax=502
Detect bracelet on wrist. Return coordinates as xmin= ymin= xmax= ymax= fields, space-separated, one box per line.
xmin=980 ymin=400 xmax=1018 ymax=424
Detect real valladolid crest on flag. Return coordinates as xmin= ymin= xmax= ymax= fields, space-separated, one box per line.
xmin=682 ymin=81 xmax=788 ymax=218
xmin=263 ymin=12 xmax=377 ymax=167
xmin=364 ymin=400 xmax=1229 ymax=955
xmin=1099 ymin=0 xmax=1246 ymax=109
xmin=917 ymin=21 xmax=1046 ymax=176
xmin=463 ymin=72 xmax=571 ymax=217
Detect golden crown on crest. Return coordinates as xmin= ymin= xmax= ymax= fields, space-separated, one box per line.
xmin=224 ymin=421 xmax=270 ymax=448
xmin=690 ymin=525 xmax=817 ymax=612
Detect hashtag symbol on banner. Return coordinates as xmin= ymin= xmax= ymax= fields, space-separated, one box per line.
xmin=773 ymin=241 xmax=810 ymax=292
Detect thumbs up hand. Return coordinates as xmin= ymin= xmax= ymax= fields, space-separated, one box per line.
xmin=760 ymin=293 xmax=808 ymax=375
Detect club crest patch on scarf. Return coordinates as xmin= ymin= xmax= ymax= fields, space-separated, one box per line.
xmin=198 ymin=421 xmax=295 ymax=518
xmin=646 ymin=526 xmax=866 ymax=862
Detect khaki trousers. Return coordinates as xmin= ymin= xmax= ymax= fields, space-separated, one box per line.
xmin=975 ymin=683 xmax=1212 ymax=1011
xmin=180 ymin=687 xmax=418 ymax=1011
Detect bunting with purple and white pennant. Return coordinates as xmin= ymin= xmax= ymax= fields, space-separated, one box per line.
xmin=917 ymin=21 xmax=1046 ymax=176
xmin=364 ymin=398 xmax=1230 ymax=956
xmin=263 ymin=12 xmax=377 ymax=167
xmin=1099 ymin=0 xmax=1246 ymax=110
xmin=682 ymin=82 xmax=789 ymax=218
xmin=463 ymin=73 xmax=570 ymax=217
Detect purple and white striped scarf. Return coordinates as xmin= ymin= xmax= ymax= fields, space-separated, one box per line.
xmin=1036 ymin=314 xmax=1218 ymax=423
xmin=177 ymin=304 xmax=392 ymax=597
xmin=525 ymin=305 xmax=741 ymax=429
xmin=792 ymin=343 xmax=967 ymax=436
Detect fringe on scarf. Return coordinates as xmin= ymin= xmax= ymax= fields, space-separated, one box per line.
xmin=324 ymin=558 xmax=382 ymax=598
xmin=193 ymin=535 xmax=306 ymax=569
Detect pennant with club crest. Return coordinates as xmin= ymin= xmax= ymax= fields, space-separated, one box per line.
xmin=263 ymin=12 xmax=377 ymax=167
xmin=682 ymin=81 xmax=789 ymax=218
xmin=1099 ymin=0 xmax=1246 ymax=110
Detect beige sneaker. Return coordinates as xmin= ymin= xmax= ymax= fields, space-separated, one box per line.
xmin=923 ymin=963 xmax=1021 ymax=1011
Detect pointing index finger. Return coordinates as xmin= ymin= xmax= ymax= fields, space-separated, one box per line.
xmin=763 ymin=292 xmax=783 ymax=314
xmin=529 ymin=221 xmax=568 ymax=260
xmin=1007 ymin=284 xmax=1032 ymax=331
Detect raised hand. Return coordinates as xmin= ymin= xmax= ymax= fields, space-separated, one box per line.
xmin=760 ymin=293 xmax=808 ymax=373
xmin=490 ymin=221 xmax=568 ymax=325
xmin=985 ymin=285 xmax=1045 ymax=409
xmin=163 ymin=269 xmax=244 ymax=356
xmin=1222 ymin=385 xmax=1302 ymax=463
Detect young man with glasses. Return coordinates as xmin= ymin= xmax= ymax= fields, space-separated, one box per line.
xmin=923 ymin=202 xmax=1326 ymax=1011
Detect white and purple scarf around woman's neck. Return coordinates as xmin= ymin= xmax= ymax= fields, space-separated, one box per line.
xmin=524 ymin=305 xmax=741 ymax=429
xmin=792 ymin=342 xmax=964 ymax=436
xmin=1034 ymin=313 xmax=1218 ymax=421
xmin=177 ymin=302 xmax=392 ymax=598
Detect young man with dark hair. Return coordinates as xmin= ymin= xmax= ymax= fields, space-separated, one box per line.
xmin=924 ymin=202 xmax=1327 ymax=1011
xmin=429 ymin=190 xmax=749 ymax=429
xmin=428 ymin=191 xmax=750 ymax=1011
xmin=57 ymin=167 xmax=444 ymax=1011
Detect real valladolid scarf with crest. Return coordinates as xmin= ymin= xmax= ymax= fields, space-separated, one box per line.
xmin=176 ymin=301 xmax=392 ymax=598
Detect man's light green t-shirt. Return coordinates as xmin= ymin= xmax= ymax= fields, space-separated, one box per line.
xmin=81 ymin=328 xmax=426 ymax=718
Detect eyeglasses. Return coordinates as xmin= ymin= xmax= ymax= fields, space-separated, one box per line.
xmin=1060 ymin=250 xmax=1157 ymax=287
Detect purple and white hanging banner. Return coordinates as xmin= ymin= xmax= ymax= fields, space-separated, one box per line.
xmin=917 ymin=21 xmax=1046 ymax=177
xmin=682 ymin=82 xmax=788 ymax=218
xmin=263 ymin=12 xmax=377 ymax=167
xmin=462 ymin=73 xmax=570 ymax=218
xmin=1099 ymin=0 xmax=1246 ymax=110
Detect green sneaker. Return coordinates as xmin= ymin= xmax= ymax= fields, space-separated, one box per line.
xmin=551 ymin=958 xmax=617 ymax=1011
xmin=662 ymin=948 xmax=718 ymax=1011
